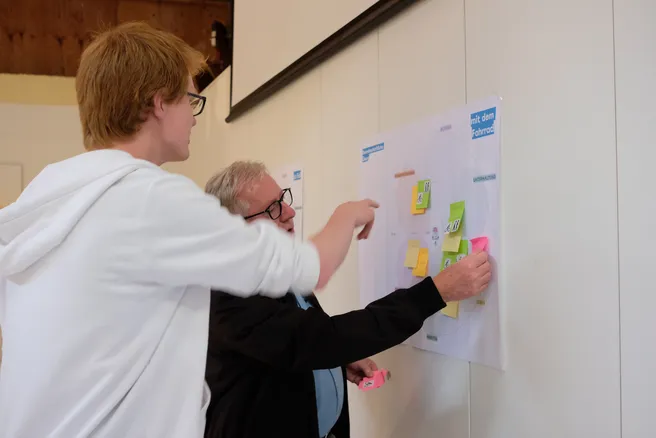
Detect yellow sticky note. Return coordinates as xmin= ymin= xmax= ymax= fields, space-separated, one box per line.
xmin=403 ymin=240 xmax=421 ymax=268
xmin=441 ymin=226 xmax=462 ymax=252
xmin=412 ymin=248 xmax=429 ymax=276
xmin=441 ymin=301 xmax=459 ymax=318
xmin=411 ymin=185 xmax=425 ymax=215
xmin=412 ymin=260 xmax=428 ymax=277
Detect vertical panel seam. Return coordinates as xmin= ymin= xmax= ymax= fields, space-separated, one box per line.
xmin=319 ymin=53 xmax=325 ymax=212
xmin=377 ymin=29 xmax=381 ymax=133
xmin=463 ymin=0 xmax=472 ymax=437
xmin=464 ymin=0 xmax=469 ymax=105
xmin=611 ymin=0 xmax=623 ymax=435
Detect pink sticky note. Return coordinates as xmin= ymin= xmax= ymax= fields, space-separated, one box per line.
xmin=471 ymin=237 xmax=489 ymax=252
xmin=358 ymin=369 xmax=391 ymax=391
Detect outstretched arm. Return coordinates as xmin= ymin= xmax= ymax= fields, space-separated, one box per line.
xmin=208 ymin=277 xmax=445 ymax=371
xmin=309 ymin=200 xmax=377 ymax=290
xmin=136 ymin=172 xmax=377 ymax=297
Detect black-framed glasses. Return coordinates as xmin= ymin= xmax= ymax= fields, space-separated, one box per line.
xmin=244 ymin=188 xmax=293 ymax=221
xmin=187 ymin=92 xmax=206 ymax=117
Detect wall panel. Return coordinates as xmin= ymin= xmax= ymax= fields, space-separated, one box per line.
xmin=466 ymin=0 xmax=620 ymax=437
xmin=614 ymin=1 xmax=656 ymax=437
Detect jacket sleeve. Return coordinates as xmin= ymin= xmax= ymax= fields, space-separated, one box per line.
xmin=209 ymin=277 xmax=446 ymax=371
xmin=136 ymin=172 xmax=319 ymax=297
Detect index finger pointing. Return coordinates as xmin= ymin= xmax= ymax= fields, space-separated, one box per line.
xmin=366 ymin=199 xmax=380 ymax=208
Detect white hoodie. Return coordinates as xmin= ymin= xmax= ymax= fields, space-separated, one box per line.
xmin=0 ymin=150 xmax=320 ymax=438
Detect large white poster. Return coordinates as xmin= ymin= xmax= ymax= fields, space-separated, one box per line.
xmin=358 ymin=96 xmax=503 ymax=370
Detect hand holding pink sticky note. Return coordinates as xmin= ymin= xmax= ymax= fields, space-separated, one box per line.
xmin=358 ymin=369 xmax=391 ymax=391
xmin=471 ymin=236 xmax=489 ymax=252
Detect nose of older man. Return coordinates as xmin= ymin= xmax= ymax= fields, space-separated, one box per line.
xmin=279 ymin=203 xmax=296 ymax=232
xmin=281 ymin=202 xmax=296 ymax=220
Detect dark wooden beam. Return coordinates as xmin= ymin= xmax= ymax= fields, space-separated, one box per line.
xmin=0 ymin=0 xmax=231 ymax=76
xmin=137 ymin=0 xmax=231 ymax=4
xmin=225 ymin=0 xmax=422 ymax=123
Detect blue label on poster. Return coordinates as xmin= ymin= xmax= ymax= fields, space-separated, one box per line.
xmin=362 ymin=142 xmax=384 ymax=162
xmin=470 ymin=107 xmax=497 ymax=139
xmin=293 ymin=170 xmax=301 ymax=181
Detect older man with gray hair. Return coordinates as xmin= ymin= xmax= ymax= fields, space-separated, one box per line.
xmin=204 ymin=161 xmax=491 ymax=438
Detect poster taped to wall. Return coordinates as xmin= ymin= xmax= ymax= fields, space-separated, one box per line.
xmin=273 ymin=164 xmax=304 ymax=240
xmin=358 ymin=96 xmax=503 ymax=370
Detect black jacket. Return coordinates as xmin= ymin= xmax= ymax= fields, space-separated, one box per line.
xmin=204 ymin=277 xmax=446 ymax=438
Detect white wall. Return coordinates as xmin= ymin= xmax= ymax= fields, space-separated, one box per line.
xmin=232 ymin=0 xmax=376 ymax=104
xmin=0 ymin=74 xmax=77 ymax=106
xmin=615 ymin=1 xmax=656 ymax=437
xmin=466 ymin=1 xmax=619 ymax=437
xmin=0 ymin=103 xmax=83 ymax=184
xmin=0 ymin=101 xmax=82 ymax=371
xmin=175 ymin=0 xmax=656 ymax=436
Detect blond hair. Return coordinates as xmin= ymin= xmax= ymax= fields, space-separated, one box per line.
xmin=205 ymin=161 xmax=268 ymax=215
xmin=76 ymin=22 xmax=207 ymax=150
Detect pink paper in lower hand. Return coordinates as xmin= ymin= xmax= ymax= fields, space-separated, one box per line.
xmin=471 ymin=237 xmax=489 ymax=252
xmin=358 ymin=369 xmax=390 ymax=391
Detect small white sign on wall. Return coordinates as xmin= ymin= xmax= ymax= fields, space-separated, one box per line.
xmin=274 ymin=164 xmax=304 ymax=240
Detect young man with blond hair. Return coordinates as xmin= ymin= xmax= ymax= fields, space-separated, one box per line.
xmin=0 ymin=23 xmax=377 ymax=437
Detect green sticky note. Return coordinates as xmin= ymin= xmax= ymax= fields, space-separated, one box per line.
xmin=416 ymin=180 xmax=431 ymax=209
xmin=458 ymin=239 xmax=469 ymax=256
xmin=441 ymin=239 xmax=469 ymax=268
xmin=440 ymin=240 xmax=469 ymax=319
xmin=441 ymin=252 xmax=458 ymax=270
xmin=445 ymin=201 xmax=465 ymax=233
xmin=411 ymin=185 xmax=425 ymax=215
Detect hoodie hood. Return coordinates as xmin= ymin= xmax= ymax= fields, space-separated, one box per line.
xmin=0 ymin=150 xmax=156 ymax=277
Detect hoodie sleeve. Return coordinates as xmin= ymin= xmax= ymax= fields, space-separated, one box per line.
xmin=0 ymin=278 xmax=5 ymax=356
xmin=137 ymin=172 xmax=320 ymax=298
xmin=0 ymin=277 xmax=5 ymax=326
xmin=0 ymin=279 xmax=3 ymax=367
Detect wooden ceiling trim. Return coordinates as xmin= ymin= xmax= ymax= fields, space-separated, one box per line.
xmin=0 ymin=0 xmax=231 ymax=76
